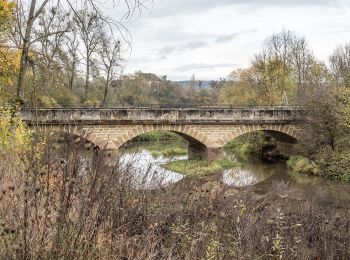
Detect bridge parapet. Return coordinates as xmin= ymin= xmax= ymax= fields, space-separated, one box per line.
xmin=20 ymin=107 xmax=307 ymax=124
xmin=11 ymin=106 xmax=307 ymax=160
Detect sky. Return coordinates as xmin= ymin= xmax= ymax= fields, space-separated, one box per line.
xmin=109 ymin=0 xmax=350 ymax=80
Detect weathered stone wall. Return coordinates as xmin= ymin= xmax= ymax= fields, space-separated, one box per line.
xmin=21 ymin=107 xmax=306 ymax=124
xmin=33 ymin=123 xmax=303 ymax=150
xmin=23 ymin=107 xmax=306 ymax=160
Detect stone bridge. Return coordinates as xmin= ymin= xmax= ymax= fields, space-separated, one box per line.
xmin=21 ymin=107 xmax=307 ymax=160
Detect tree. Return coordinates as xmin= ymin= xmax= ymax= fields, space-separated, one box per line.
xmin=60 ymin=29 xmax=80 ymax=91
xmin=0 ymin=0 xmax=19 ymax=103
xmin=30 ymin=5 xmax=70 ymax=105
xmin=219 ymin=68 xmax=258 ymax=106
xmin=72 ymin=7 xmax=104 ymax=101
xmin=95 ymin=33 xmax=121 ymax=104
xmin=330 ymin=43 xmax=350 ymax=88
xmin=15 ymin=0 xmax=51 ymax=100
xmin=12 ymin=0 xmax=152 ymax=103
xmin=0 ymin=0 xmax=14 ymax=33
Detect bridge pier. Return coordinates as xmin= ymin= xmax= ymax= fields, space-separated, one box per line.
xmin=188 ymin=142 xmax=224 ymax=161
xmin=103 ymin=150 xmax=120 ymax=166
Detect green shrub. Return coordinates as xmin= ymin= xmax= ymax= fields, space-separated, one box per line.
xmin=37 ymin=95 xmax=58 ymax=107
xmin=136 ymin=131 xmax=182 ymax=142
xmin=56 ymin=93 xmax=80 ymax=106
xmin=164 ymin=158 xmax=237 ymax=176
xmin=84 ymin=98 xmax=100 ymax=107
xmin=215 ymin=159 xmax=235 ymax=168
xmin=320 ymin=152 xmax=350 ymax=183
xmin=287 ymin=155 xmax=318 ymax=175
xmin=163 ymin=147 xmax=187 ymax=157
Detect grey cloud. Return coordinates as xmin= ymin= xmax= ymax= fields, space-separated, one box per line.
xmin=158 ymin=29 xmax=257 ymax=58
xmin=173 ymin=63 xmax=240 ymax=72
xmin=158 ymin=45 xmax=176 ymax=56
xmin=215 ymin=33 xmax=240 ymax=43
xmin=215 ymin=29 xmax=258 ymax=43
xmin=186 ymin=40 xmax=207 ymax=49
xmin=158 ymin=40 xmax=210 ymax=57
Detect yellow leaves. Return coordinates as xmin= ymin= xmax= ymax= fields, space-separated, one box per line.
xmin=219 ymin=68 xmax=258 ymax=106
xmin=0 ymin=47 xmax=20 ymax=78
xmin=0 ymin=47 xmax=20 ymax=102
xmin=219 ymin=58 xmax=298 ymax=107
xmin=0 ymin=1 xmax=18 ymax=102
xmin=0 ymin=0 xmax=15 ymax=32
xmin=0 ymin=106 xmax=31 ymax=155
xmin=333 ymin=86 xmax=350 ymax=129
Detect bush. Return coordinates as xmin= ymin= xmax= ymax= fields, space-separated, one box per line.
xmin=0 ymin=106 xmax=31 ymax=155
xmin=319 ymin=152 xmax=350 ymax=183
xmin=56 ymin=92 xmax=80 ymax=106
xmin=224 ymin=132 xmax=273 ymax=158
xmin=287 ymin=155 xmax=318 ymax=175
xmin=136 ymin=131 xmax=182 ymax=142
xmin=164 ymin=158 xmax=236 ymax=176
xmin=162 ymin=147 xmax=187 ymax=157
xmin=84 ymin=98 xmax=101 ymax=107
xmin=37 ymin=95 xmax=58 ymax=107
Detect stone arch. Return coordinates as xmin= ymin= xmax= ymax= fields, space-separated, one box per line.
xmin=31 ymin=125 xmax=101 ymax=148
xmin=220 ymin=124 xmax=302 ymax=147
xmin=113 ymin=124 xmax=208 ymax=150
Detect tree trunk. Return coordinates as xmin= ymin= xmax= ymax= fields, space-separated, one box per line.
xmin=102 ymin=70 xmax=111 ymax=104
xmin=17 ymin=0 xmax=37 ymax=101
xmin=84 ymin=52 xmax=90 ymax=101
xmin=102 ymin=83 xmax=108 ymax=105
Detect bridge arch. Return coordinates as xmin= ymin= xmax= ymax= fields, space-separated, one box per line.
xmin=33 ymin=125 xmax=101 ymax=149
xmin=30 ymin=123 xmax=304 ymax=160
xmin=220 ymin=124 xmax=302 ymax=147
xmin=115 ymin=125 xmax=208 ymax=150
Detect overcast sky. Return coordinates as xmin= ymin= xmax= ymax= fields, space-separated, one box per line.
xmin=112 ymin=0 xmax=350 ymax=80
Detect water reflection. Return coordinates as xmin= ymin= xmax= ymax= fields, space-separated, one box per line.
xmin=119 ymin=150 xmax=186 ymax=189
xmin=120 ymin=143 xmax=350 ymax=209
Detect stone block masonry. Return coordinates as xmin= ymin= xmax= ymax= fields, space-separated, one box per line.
xmin=21 ymin=107 xmax=306 ymax=160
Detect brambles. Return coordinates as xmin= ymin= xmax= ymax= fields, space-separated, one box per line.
xmin=0 ymin=136 xmax=349 ymax=259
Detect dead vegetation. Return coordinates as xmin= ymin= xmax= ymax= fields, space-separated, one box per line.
xmin=0 ymin=137 xmax=349 ymax=259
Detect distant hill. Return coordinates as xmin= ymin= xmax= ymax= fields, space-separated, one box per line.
xmin=173 ymin=80 xmax=215 ymax=89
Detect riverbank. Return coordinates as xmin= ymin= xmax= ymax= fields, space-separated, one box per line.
xmin=287 ymin=155 xmax=350 ymax=184
xmin=163 ymin=158 xmax=236 ymax=177
xmin=2 ymin=132 xmax=350 ymax=259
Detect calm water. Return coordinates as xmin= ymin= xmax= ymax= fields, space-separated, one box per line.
xmin=120 ymin=141 xmax=350 ymax=210
xmin=118 ymin=150 xmax=186 ymax=189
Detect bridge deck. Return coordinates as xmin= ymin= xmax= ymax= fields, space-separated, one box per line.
xmin=20 ymin=107 xmax=307 ymax=125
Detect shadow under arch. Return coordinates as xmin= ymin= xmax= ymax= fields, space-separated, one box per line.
xmin=33 ymin=126 xmax=101 ymax=152
xmin=223 ymin=128 xmax=298 ymax=159
xmin=261 ymin=130 xmax=298 ymax=143
xmin=223 ymin=126 xmax=300 ymax=147
xmin=119 ymin=129 xmax=208 ymax=159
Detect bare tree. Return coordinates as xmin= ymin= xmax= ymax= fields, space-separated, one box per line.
xmin=330 ymin=43 xmax=350 ymax=88
xmin=15 ymin=0 xmax=51 ymax=100
xmin=60 ymin=29 xmax=80 ymax=91
xmin=32 ymin=5 xmax=70 ymax=97
xmin=95 ymin=33 xmax=122 ymax=104
xmin=13 ymin=0 xmax=152 ymax=102
xmin=72 ymin=7 xmax=104 ymax=101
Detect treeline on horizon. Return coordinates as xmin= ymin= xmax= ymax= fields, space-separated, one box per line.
xmin=0 ymin=1 xmax=350 ymax=259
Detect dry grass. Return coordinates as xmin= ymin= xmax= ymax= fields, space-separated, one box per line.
xmin=0 ymin=136 xmax=349 ymax=259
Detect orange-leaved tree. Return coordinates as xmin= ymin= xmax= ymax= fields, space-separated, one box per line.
xmin=0 ymin=0 xmax=20 ymax=103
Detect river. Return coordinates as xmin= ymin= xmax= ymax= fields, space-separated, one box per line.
xmin=118 ymin=141 xmax=350 ymax=214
